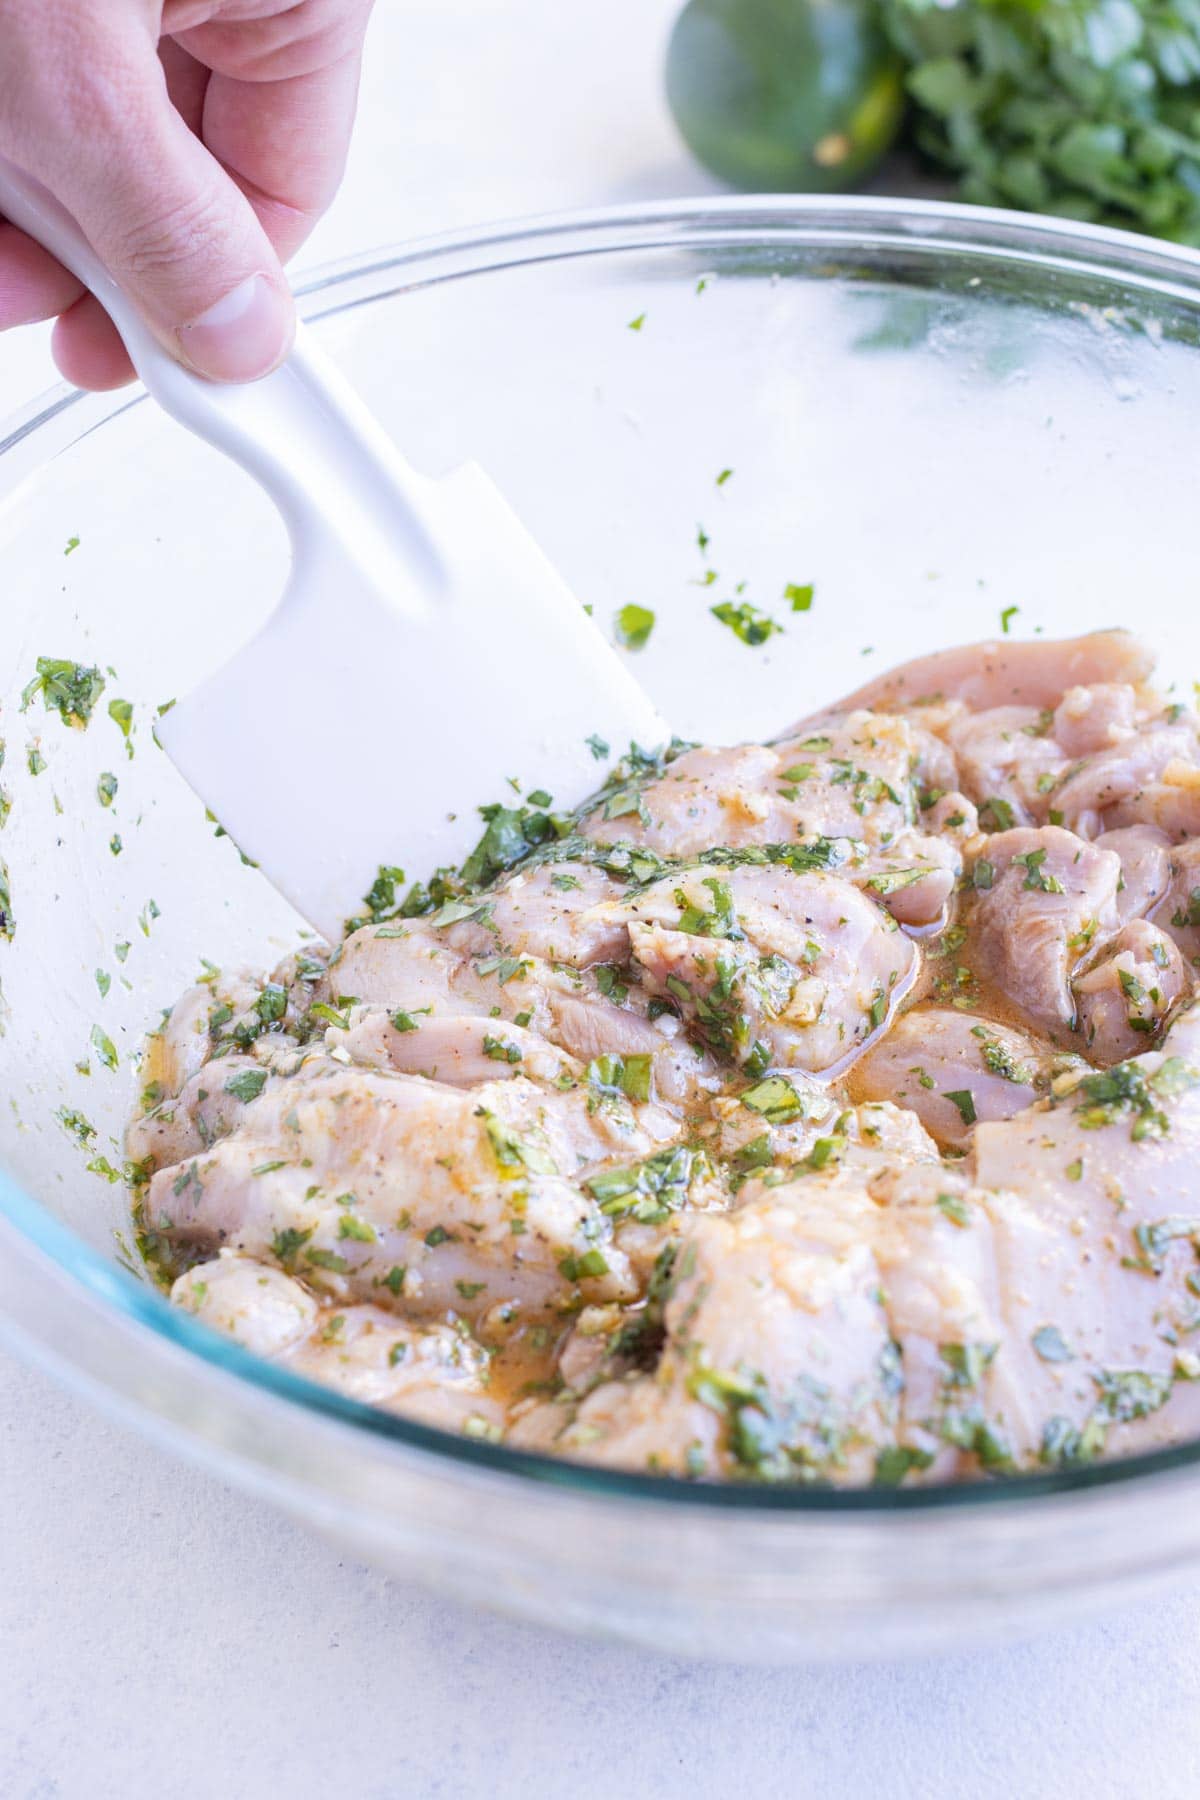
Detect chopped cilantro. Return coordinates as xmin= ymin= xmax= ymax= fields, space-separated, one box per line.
xmin=940 ymin=1340 xmax=998 ymax=1387
xmin=1013 ymin=847 xmax=1064 ymax=893
xmin=587 ymin=1052 xmax=652 ymax=1102
xmin=614 ymin=604 xmax=655 ymax=651
xmin=943 ymin=1088 xmax=977 ymax=1126
xmin=22 ymin=658 xmax=105 ymax=728
xmin=338 ymin=1214 xmax=377 ymax=1243
xmin=559 ymin=1247 xmax=610 ymax=1282
xmin=865 ymin=866 xmax=928 ymax=896
xmin=478 ymin=1108 xmax=557 ymax=1177
xmin=107 ymin=697 xmax=134 ymax=754
xmin=711 ymin=600 xmax=781 ymax=647
xmin=55 ymin=1106 xmax=96 ymax=1146
xmin=978 ymin=796 xmax=1016 ymax=832
xmin=305 ymin=1248 xmax=349 ymax=1274
xmin=389 ymin=1007 xmax=430 ymax=1034
xmin=225 ymin=1069 xmax=268 ymax=1103
xmin=270 ymin=1227 xmax=314 ymax=1267
xmin=873 ymin=1445 xmax=935 ymax=1486
xmin=1094 ymin=1367 xmax=1173 ymax=1421
xmin=741 ymin=1075 xmax=806 ymax=1125
xmin=585 ymin=1145 xmax=703 ymax=1223
xmin=785 ymin=582 xmax=814 ymax=612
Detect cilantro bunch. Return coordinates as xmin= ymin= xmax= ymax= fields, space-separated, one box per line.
xmin=884 ymin=0 xmax=1200 ymax=241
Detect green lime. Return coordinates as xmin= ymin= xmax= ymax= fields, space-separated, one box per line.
xmin=666 ymin=0 xmax=906 ymax=193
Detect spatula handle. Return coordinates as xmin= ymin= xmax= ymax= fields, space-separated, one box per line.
xmin=0 ymin=155 xmax=442 ymax=575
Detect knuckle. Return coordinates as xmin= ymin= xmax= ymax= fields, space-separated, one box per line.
xmin=108 ymin=187 xmax=235 ymax=292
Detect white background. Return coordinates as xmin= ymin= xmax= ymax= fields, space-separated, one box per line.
xmin=4 ymin=4 xmax=1200 ymax=1796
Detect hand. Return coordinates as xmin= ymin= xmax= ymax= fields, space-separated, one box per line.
xmin=0 ymin=1 xmax=375 ymax=389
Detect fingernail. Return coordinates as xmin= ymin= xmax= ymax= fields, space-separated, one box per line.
xmin=177 ymin=274 xmax=292 ymax=381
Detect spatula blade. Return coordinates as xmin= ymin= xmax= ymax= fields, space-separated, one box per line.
xmin=157 ymin=465 xmax=667 ymax=942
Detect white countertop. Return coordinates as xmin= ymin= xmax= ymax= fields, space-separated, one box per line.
xmin=5 ymin=5 xmax=1200 ymax=1794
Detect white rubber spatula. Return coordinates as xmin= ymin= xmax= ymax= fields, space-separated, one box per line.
xmin=0 ymin=160 xmax=668 ymax=942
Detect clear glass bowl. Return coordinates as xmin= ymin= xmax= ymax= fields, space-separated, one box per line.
xmin=5 ymin=197 xmax=1200 ymax=1662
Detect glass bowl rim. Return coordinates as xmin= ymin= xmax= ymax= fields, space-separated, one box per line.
xmin=6 ymin=191 xmax=1200 ymax=1517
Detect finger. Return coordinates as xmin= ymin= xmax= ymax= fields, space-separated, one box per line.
xmin=51 ymin=293 xmax=136 ymax=390
xmin=201 ymin=47 xmax=365 ymax=263
xmin=158 ymin=37 xmax=210 ymax=139
xmin=0 ymin=219 xmax=85 ymax=327
xmin=28 ymin=34 xmax=294 ymax=382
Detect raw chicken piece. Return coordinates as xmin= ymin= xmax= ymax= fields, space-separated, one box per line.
xmin=1053 ymin=722 xmax=1200 ymax=839
xmin=1073 ymin=921 xmax=1188 ymax=1064
xmin=340 ymin=1010 xmax=580 ymax=1089
xmin=1053 ymin=683 xmax=1140 ymax=756
xmin=330 ymin=921 xmax=488 ymax=1017
xmin=964 ymin=1037 xmax=1200 ymax=1462
xmin=1097 ymin=825 xmax=1173 ymax=927
xmin=944 ymin=704 xmax=1068 ymax=827
xmin=760 ymin=709 xmax=923 ymax=846
xmin=443 ymin=860 xmax=628 ymax=969
xmin=705 ymin=1087 xmax=937 ymax=1176
xmin=329 ymin=915 xmax=681 ymax=1086
xmin=971 ymin=826 xmax=1122 ymax=1035
xmin=511 ymin=1176 xmax=896 ymax=1480
xmin=583 ymin=743 xmax=788 ymax=856
xmin=618 ymin=865 xmax=916 ymax=1075
xmin=838 ymin=630 xmax=1153 ymax=713
xmin=143 ymin=969 xmax=268 ymax=1099
xmin=919 ymin=790 xmax=980 ymax=842
xmin=1161 ymin=841 xmax=1200 ymax=966
xmin=846 ymin=831 xmax=962 ymax=931
xmin=581 ymin=711 xmax=927 ymax=856
xmin=869 ymin=1161 xmax=1189 ymax=1472
xmin=144 ymin=1066 xmax=674 ymax=1320
xmin=852 ymin=1007 xmax=1067 ymax=1149
xmin=940 ymin=687 xmax=1167 ymax=833
xmin=129 ymin=1050 xmax=292 ymax=1170
xmin=170 ymin=1252 xmax=318 ymax=1356
xmin=284 ymin=1306 xmax=503 ymax=1433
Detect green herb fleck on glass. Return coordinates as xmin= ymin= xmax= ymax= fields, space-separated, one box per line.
xmin=711 ymin=600 xmax=781 ymax=647
xmin=22 ymin=658 xmax=105 ymax=728
xmin=615 ymin=604 xmax=655 ymax=651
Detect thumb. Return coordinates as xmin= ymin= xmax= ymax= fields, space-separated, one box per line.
xmin=41 ymin=52 xmax=295 ymax=381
